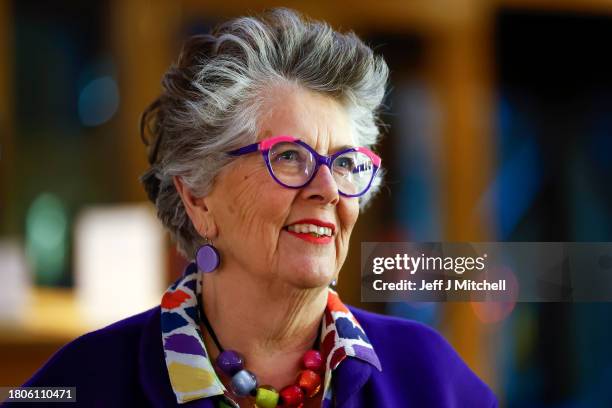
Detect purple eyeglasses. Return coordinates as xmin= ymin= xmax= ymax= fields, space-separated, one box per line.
xmin=227 ymin=135 xmax=381 ymax=197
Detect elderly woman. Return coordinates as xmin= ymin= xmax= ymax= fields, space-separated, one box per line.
xmin=16 ymin=9 xmax=496 ymax=408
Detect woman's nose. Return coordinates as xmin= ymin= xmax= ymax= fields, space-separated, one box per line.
xmin=301 ymin=164 xmax=340 ymax=205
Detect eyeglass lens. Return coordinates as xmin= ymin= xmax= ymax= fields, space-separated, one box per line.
xmin=268 ymin=142 xmax=375 ymax=195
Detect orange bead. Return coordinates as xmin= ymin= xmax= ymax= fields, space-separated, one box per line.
xmin=297 ymin=369 xmax=321 ymax=398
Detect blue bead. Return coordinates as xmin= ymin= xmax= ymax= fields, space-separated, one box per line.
xmin=231 ymin=369 xmax=258 ymax=397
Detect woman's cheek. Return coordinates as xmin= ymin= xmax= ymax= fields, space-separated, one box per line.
xmin=227 ymin=171 xmax=273 ymax=228
xmin=339 ymin=205 xmax=359 ymax=241
xmin=336 ymin=200 xmax=358 ymax=266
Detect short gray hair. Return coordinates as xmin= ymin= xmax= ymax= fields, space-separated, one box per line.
xmin=140 ymin=8 xmax=389 ymax=258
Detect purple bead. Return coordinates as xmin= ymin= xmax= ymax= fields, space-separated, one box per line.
xmin=195 ymin=244 xmax=220 ymax=273
xmin=216 ymin=350 xmax=244 ymax=376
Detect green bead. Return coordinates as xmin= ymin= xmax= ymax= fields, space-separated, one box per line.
xmin=255 ymin=385 xmax=279 ymax=408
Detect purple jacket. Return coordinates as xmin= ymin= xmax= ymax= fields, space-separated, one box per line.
xmin=7 ymin=305 xmax=497 ymax=407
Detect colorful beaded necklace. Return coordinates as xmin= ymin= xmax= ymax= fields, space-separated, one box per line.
xmin=198 ymin=298 xmax=323 ymax=408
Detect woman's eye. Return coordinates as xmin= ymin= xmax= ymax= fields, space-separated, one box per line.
xmin=336 ymin=157 xmax=355 ymax=170
xmin=277 ymin=150 xmax=300 ymax=161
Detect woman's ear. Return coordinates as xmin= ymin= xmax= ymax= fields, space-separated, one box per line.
xmin=173 ymin=176 xmax=218 ymax=239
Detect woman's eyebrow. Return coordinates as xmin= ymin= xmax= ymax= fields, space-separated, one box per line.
xmin=330 ymin=144 xmax=356 ymax=153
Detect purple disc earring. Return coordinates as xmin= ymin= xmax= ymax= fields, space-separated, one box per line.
xmin=195 ymin=240 xmax=220 ymax=273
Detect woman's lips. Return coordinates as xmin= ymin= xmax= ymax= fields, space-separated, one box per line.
xmin=285 ymin=229 xmax=333 ymax=244
xmin=285 ymin=219 xmax=336 ymax=235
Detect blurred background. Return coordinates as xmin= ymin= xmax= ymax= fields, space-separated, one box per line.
xmin=1 ymin=0 xmax=611 ymax=406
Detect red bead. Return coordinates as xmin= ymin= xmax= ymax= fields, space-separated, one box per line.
xmin=297 ymin=369 xmax=321 ymax=398
xmin=302 ymin=350 xmax=323 ymax=373
xmin=279 ymin=384 xmax=304 ymax=408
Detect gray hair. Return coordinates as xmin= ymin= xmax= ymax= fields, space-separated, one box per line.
xmin=140 ymin=8 xmax=389 ymax=258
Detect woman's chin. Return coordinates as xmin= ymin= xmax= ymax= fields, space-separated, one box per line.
xmin=285 ymin=266 xmax=334 ymax=290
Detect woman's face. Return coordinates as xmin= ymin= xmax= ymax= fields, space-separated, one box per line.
xmin=204 ymin=86 xmax=360 ymax=289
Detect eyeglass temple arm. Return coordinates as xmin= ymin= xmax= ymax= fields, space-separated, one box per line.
xmin=227 ymin=143 xmax=259 ymax=156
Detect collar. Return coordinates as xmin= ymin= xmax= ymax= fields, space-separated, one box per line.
xmin=160 ymin=262 xmax=381 ymax=405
